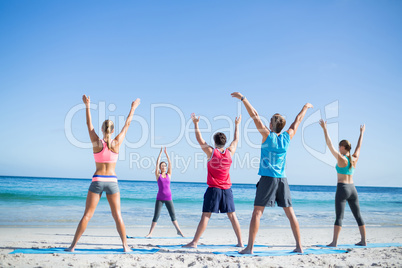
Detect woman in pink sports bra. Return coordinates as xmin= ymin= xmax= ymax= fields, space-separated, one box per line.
xmin=145 ymin=147 xmax=184 ymax=237
xmin=66 ymin=95 xmax=140 ymax=252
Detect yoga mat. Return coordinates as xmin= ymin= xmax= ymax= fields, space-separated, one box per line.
xmin=315 ymin=243 xmax=402 ymax=249
xmin=158 ymin=244 xmax=267 ymax=250
xmin=9 ymin=248 xmax=160 ymax=255
xmin=126 ymin=235 xmax=192 ymax=239
xmin=213 ymin=248 xmax=348 ymax=257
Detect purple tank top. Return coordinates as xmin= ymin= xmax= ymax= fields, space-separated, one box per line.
xmin=156 ymin=174 xmax=172 ymax=201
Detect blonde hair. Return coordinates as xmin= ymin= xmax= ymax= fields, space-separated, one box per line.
xmin=102 ymin=120 xmax=114 ymax=150
xmin=339 ymin=140 xmax=353 ymax=170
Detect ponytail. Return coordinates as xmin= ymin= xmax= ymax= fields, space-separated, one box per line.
xmin=347 ymin=151 xmax=353 ymax=170
xmin=102 ymin=120 xmax=114 ymax=150
xmin=339 ymin=140 xmax=353 ymax=170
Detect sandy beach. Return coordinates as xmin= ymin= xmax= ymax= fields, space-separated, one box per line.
xmin=1 ymin=226 xmax=401 ymax=267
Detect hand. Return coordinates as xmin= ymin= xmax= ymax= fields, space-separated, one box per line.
xmin=235 ymin=115 xmax=242 ymax=125
xmin=319 ymin=119 xmax=327 ymax=130
xmin=191 ymin=113 xmax=200 ymax=124
xmin=160 ymin=147 xmax=163 ymax=153
xmin=304 ymin=103 xmax=313 ymax=109
xmin=360 ymin=124 xmax=365 ymax=133
xmin=132 ymin=98 xmax=141 ymax=109
xmin=164 ymin=147 xmax=168 ymax=155
xmin=231 ymin=92 xmax=244 ymax=100
xmin=82 ymin=95 xmax=90 ymax=107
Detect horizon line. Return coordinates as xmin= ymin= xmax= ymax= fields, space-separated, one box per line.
xmin=0 ymin=174 xmax=400 ymax=188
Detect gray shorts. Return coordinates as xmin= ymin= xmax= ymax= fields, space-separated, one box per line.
xmin=254 ymin=176 xmax=292 ymax=207
xmin=88 ymin=181 xmax=120 ymax=195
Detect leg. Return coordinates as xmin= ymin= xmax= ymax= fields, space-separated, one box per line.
xmin=65 ymin=191 xmax=101 ymax=252
xmin=227 ymin=212 xmax=243 ymax=247
xmin=106 ymin=192 xmax=130 ymax=252
xmin=328 ymin=185 xmax=347 ymax=247
xmin=146 ymin=200 xmax=163 ymax=237
xmin=165 ymin=200 xmax=184 ymax=237
xmin=183 ymin=212 xmax=211 ymax=248
xmin=146 ymin=222 xmax=157 ymax=238
xmin=347 ymin=188 xmax=366 ymax=246
xmin=239 ymin=206 xmax=265 ymax=254
xmin=283 ymin=207 xmax=303 ymax=253
xmin=328 ymin=225 xmax=342 ymax=247
xmin=356 ymin=225 xmax=366 ymax=246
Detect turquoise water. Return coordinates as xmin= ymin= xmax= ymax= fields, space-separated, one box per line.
xmin=0 ymin=176 xmax=401 ymax=228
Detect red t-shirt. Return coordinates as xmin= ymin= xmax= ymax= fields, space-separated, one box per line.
xmin=207 ymin=148 xmax=232 ymax=189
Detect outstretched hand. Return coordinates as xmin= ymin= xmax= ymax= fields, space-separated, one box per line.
xmin=132 ymin=98 xmax=141 ymax=109
xmin=235 ymin=115 xmax=242 ymax=125
xmin=360 ymin=124 xmax=365 ymax=133
xmin=164 ymin=147 xmax=168 ymax=155
xmin=304 ymin=103 xmax=313 ymax=109
xmin=82 ymin=95 xmax=90 ymax=107
xmin=191 ymin=113 xmax=200 ymax=124
xmin=231 ymin=92 xmax=244 ymax=100
xmin=319 ymin=119 xmax=327 ymax=130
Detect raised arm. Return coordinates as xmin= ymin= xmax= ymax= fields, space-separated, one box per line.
xmin=164 ymin=147 xmax=172 ymax=176
xmin=191 ymin=113 xmax=213 ymax=158
xmin=155 ymin=147 xmax=163 ymax=179
xmin=114 ymin=98 xmax=140 ymax=148
xmin=82 ymin=95 xmax=100 ymax=144
xmin=352 ymin=124 xmax=365 ymax=161
xmin=231 ymin=92 xmax=269 ymax=138
xmin=228 ymin=115 xmax=241 ymax=155
xmin=319 ymin=119 xmax=343 ymax=160
xmin=287 ymin=103 xmax=313 ymax=139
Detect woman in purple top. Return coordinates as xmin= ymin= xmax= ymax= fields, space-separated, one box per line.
xmin=145 ymin=147 xmax=184 ymax=237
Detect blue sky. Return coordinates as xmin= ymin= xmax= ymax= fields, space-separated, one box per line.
xmin=0 ymin=1 xmax=401 ymax=186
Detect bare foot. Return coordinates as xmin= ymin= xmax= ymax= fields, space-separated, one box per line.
xmin=177 ymin=231 xmax=185 ymax=237
xmin=239 ymin=247 xmax=253 ymax=254
xmin=355 ymin=241 xmax=366 ymax=246
xmin=145 ymin=234 xmax=152 ymax=238
xmin=326 ymin=242 xmax=337 ymax=247
xmin=235 ymin=243 xmax=244 ymax=247
xmin=293 ymin=246 xmax=303 ymax=253
xmin=64 ymin=246 xmax=75 ymax=252
xmin=182 ymin=242 xmax=197 ymax=248
xmin=123 ymin=245 xmax=131 ymax=252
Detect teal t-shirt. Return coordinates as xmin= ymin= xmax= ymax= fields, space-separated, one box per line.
xmin=258 ymin=131 xmax=290 ymax=178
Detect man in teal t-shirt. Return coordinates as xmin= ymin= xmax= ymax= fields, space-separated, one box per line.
xmin=231 ymin=92 xmax=313 ymax=254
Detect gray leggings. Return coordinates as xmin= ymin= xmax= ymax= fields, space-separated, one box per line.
xmin=335 ymin=183 xmax=365 ymax=226
xmin=152 ymin=200 xmax=177 ymax=222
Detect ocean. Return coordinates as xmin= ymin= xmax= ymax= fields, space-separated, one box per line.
xmin=1 ymin=176 xmax=401 ymax=228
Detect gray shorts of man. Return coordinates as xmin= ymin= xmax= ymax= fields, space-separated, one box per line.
xmin=254 ymin=176 xmax=292 ymax=207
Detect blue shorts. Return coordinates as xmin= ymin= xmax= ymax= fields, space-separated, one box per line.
xmin=202 ymin=187 xmax=235 ymax=213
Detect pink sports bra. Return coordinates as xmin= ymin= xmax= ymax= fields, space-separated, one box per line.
xmin=93 ymin=139 xmax=118 ymax=163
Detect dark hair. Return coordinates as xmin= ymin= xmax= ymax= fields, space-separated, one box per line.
xmin=213 ymin=132 xmax=227 ymax=148
xmin=271 ymin=113 xmax=286 ymax=133
xmin=159 ymin=161 xmax=167 ymax=169
xmin=339 ymin=140 xmax=353 ymax=170
xmin=101 ymin=120 xmax=114 ymax=150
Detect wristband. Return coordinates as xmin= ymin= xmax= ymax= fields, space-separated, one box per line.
xmin=241 ymin=96 xmax=245 ymax=101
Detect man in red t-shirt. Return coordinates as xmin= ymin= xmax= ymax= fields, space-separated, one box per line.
xmin=183 ymin=113 xmax=243 ymax=248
